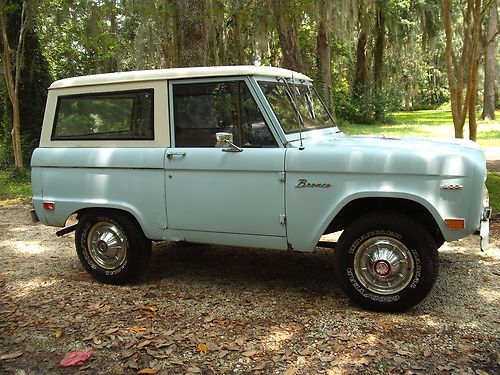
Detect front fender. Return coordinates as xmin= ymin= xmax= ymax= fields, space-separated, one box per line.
xmin=286 ymin=186 xmax=457 ymax=252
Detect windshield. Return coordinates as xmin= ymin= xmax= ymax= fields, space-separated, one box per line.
xmin=258 ymin=80 xmax=337 ymax=135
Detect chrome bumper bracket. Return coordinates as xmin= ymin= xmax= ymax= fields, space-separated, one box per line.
xmin=480 ymin=217 xmax=490 ymax=252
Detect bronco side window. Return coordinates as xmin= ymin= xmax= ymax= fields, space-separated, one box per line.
xmin=172 ymin=81 xmax=277 ymax=148
xmin=52 ymin=89 xmax=154 ymax=140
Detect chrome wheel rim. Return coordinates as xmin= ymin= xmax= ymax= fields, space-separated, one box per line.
xmin=87 ymin=221 xmax=127 ymax=270
xmin=353 ymin=236 xmax=415 ymax=295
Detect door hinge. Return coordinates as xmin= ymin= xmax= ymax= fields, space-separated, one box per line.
xmin=278 ymin=172 xmax=286 ymax=182
xmin=279 ymin=214 xmax=286 ymax=224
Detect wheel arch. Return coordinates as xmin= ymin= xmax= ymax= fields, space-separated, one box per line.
xmin=322 ymin=194 xmax=445 ymax=248
xmin=73 ymin=207 xmax=147 ymax=238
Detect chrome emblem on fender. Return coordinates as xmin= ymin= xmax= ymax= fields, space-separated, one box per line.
xmin=295 ymin=179 xmax=332 ymax=188
xmin=440 ymin=184 xmax=464 ymax=190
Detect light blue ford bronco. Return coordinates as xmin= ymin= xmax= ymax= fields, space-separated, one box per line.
xmin=31 ymin=66 xmax=491 ymax=311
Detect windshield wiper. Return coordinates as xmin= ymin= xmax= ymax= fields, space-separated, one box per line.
xmin=276 ymin=77 xmax=305 ymax=149
xmin=301 ymin=79 xmax=341 ymax=133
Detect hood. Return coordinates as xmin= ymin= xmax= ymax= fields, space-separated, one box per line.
xmin=306 ymin=133 xmax=482 ymax=154
xmin=288 ymin=133 xmax=486 ymax=178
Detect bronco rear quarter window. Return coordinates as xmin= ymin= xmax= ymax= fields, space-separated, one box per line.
xmin=51 ymin=89 xmax=154 ymax=140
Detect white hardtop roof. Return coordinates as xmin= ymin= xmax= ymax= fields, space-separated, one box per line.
xmin=50 ymin=65 xmax=312 ymax=89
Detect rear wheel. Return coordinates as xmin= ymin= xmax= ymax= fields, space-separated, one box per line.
xmin=75 ymin=210 xmax=151 ymax=284
xmin=334 ymin=211 xmax=438 ymax=312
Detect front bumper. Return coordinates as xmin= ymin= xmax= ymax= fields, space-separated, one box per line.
xmin=479 ymin=206 xmax=491 ymax=251
xmin=478 ymin=184 xmax=491 ymax=251
xmin=480 ymin=217 xmax=489 ymax=251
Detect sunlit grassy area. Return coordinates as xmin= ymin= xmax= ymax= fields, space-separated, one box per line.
xmin=0 ymin=169 xmax=31 ymax=203
xmin=486 ymin=173 xmax=499 ymax=212
xmin=342 ymin=109 xmax=500 ymax=147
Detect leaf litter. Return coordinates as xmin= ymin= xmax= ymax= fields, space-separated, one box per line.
xmin=0 ymin=204 xmax=499 ymax=374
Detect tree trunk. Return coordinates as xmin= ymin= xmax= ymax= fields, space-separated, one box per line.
xmin=353 ymin=26 xmax=367 ymax=101
xmin=206 ymin=0 xmax=225 ymax=66
xmin=442 ymin=0 xmax=464 ymax=138
xmin=10 ymin=99 xmax=23 ymax=170
xmin=468 ymin=55 xmax=480 ymax=141
xmin=404 ymin=82 xmax=411 ymax=112
xmin=175 ymin=0 xmax=208 ymax=67
xmin=104 ymin=0 xmax=118 ymax=72
xmin=466 ymin=0 xmax=484 ymax=142
xmin=441 ymin=0 xmax=486 ymax=140
xmin=169 ymin=0 xmax=179 ymax=67
xmin=233 ymin=11 xmax=242 ymax=65
xmin=373 ymin=6 xmax=385 ymax=93
xmin=272 ymin=0 xmax=304 ymax=72
xmin=481 ymin=1 xmax=497 ymax=120
xmin=373 ymin=3 xmax=385 ymax=120
xmin=0 ymin=0 xmax=27 ymax=172
xmin=213 ymin=0 xmax=225 ymax=65
xmin=316 ymin=0 xmax=332 ymax=111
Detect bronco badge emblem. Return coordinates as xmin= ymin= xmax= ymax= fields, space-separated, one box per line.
xmin=295 ymin=179 xmax=332 ymax=188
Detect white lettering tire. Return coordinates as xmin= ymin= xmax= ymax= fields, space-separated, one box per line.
xmin=334 ymin=211 xmax=438 ymax=312
xmin=75 ymin=210 xmax=152 ymax=284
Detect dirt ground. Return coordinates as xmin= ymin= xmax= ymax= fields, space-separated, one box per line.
xmin=0 ymin=204 xmax=499 ymax=375
xmin=484 ymin=146 xmax=500 ymax=172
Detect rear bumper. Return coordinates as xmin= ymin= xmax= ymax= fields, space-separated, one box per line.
xmin=30 ymin=208 xmax=39 ymax=223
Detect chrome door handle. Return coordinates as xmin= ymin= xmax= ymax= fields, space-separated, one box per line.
xmin=166 ymin=152 xmax=187 ymax=159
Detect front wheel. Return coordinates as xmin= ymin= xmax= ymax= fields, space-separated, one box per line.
xmin=334 ymin=211 xmax=438 ymax=312
xmin=75 ymin=210 xmax=152 ymax=284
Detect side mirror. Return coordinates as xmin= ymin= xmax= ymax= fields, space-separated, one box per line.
xmin=215 ymin=132 xmax=233 ymax=147
xmin=216 ymin=132 xmax=242 ymax=152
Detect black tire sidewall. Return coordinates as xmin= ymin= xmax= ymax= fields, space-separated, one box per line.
xmin=75 ymin=211 xmax=150 ymax=284
xmin=335 ymin=213 xmax=438 ymax=312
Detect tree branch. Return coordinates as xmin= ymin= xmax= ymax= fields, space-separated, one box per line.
xmin=14 ymin=1 xmax=29 ymax=96
xmin=481 ymin=29 xmax=500 ymax=53
xmin=0 ymin=5 xmax=16 ymax=105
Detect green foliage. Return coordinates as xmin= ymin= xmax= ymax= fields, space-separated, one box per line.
xmin=0 ymin=79 xmax=11 ymax=168
xmin=333 ymin=81 xmax=405 ymax=124
xmin=18 ymin=29 xmax=52 ymax=163
xmin=372 ymin=87 xmax=406 ymax=121
xmin=342 ymin=109 xmax=500 ymax=147
xmin=486 ymin=173 xmax=500 ymax=213
xmin=0 ymin=1 xmax=52 ymax=168
xmin=0 ymin=0 xmax=492 ymax=168
xmin=0 ymin=167 xmax=31 ymax=201
xmin=37 ymin=0 xmax=129 ymax=77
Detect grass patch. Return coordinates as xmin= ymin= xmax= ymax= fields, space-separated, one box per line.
xmin=0 ymin=169 xmax=32 ymax=203
xmin=342 ymin=109 xmax=500 ymax=147
xmin=486 ymin=172 xmax=499 ymax=213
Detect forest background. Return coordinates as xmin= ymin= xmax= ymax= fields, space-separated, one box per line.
xmin=0 ymin=0 xmax=498 ymax=173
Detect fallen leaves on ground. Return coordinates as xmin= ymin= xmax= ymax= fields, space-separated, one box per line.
xmin=0 ymin=205 xmax=499 ymax=374
xmin=136 ymin=368 xmax=158 ymax=375
xmin=197 ymin=343 xmax=208 ymax=353
xmin=59 ymin=350 xmax=92 ymax=367
xmin=0 ymin=351 xmax=23 ymax=360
